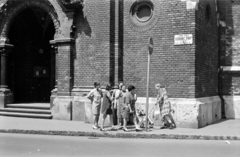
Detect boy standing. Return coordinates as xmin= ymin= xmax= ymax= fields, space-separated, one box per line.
xmin=112 ymin=82 xmax=123 ymax=126
xmin=123 ymin=85 xmax=142 ymax=132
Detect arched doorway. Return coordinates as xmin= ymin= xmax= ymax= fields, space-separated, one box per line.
xmin=8 ymin=7 xmax=55 ymax=103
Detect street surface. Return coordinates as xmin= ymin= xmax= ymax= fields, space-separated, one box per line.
xmin=0 ymin=133 xmax=240 ymax=157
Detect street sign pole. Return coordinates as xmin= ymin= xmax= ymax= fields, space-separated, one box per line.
xmin=145 ymin=37 xmax=153 ymax=131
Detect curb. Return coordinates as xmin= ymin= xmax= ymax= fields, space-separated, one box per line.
xmin=0 ymin=129 xmax=240 ymax=141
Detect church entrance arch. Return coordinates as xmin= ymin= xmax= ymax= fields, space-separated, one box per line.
xmin=6 ymin=6 xmax=57 ymax=103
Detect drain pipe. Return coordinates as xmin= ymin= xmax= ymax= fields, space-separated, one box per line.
xmin=215 ymin=0 xmax=226 ymax=119
xmin=218 ymin=67 xmax=226 ymax=119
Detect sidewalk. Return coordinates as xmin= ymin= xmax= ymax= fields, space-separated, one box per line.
xmin=0 ymin=116 xmax=239 ymax=140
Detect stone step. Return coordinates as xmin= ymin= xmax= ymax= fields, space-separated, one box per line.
xmin=6 ymin=103 xmax=50 ymax=110
xmin=0 ymin=108 xmax=51 ymax=114
xmin=0 ymin=111 xmax=52 ymax=119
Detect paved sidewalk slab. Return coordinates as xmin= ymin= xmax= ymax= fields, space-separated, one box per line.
xmin=0 ymin=116 xmax=239 ymax=140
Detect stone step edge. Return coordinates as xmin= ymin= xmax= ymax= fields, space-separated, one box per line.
xmin=0 ymin=129 xmax=239 ymax=141
xmin=7 ymin=104 xmax=50 ymax=110
xmin=0 ymin=112 xmax=52 ymax=119
xmin=0 ymin=108 xmax=51 ymax=114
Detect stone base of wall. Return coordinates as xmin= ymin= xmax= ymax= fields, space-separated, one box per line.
xmin=0 ymin=92 xmax=13 ymax=109
xmin=51 ymin=96 xmax=111 ymax=126
xmin=135 ymin=96 xmax=222 ymax=128
xmin=51 ymin=96 xmax=73 ymax=120
xmin=223 ymin=96 xmax=240 ymax=119
xmin=51 ymin=96 xmax=222 ymax=129
xmin=170 ymin=96 xmax=222 ymax=128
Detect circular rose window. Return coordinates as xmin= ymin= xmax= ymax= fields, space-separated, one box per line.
xmin=133 ymin=3 xmax=153 ymax=22
xmin=127 ymin=0 xmax=160 ymax=32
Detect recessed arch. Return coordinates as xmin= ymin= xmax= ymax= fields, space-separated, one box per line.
xmin=0 ymin=0 xmax=60 ymax=43
xmin=7 ymin=7 xmax=56 ymax=103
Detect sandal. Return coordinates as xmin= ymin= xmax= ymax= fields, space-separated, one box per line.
xmin=169 ymin=123 xmax=176 ymax=129
xmin=92 ymin=126 xmax=98 ymax=130
xmin=123 ymin=128 xmax=129 ymax=132
xmin=100 ymin=128 xmax=106 ymax=131
xmin=160 ymin=126 xmax=167 ymax=129
xmin=149 ymin=123 xmax=154 ymax=128
xmin=135 ymin=128 xmax=142 ymax=132
xmin=118 ymin=126 xmax=123 ymax=130
xmin=160 ymin=124 xmax=168 ymax=129
xmin=110 ymin=127 xmax=118 ymax=131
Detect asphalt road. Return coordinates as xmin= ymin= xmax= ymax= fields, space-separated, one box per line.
xmin=0 ymin=133 xmax=240 ymax=157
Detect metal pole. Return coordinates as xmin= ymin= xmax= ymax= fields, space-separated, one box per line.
xmin=145 ymin=51 xmax=150 ymax=131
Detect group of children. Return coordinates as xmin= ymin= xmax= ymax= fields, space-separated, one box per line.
xmin=87 ymin=82 xmax=142 ymax=132
xmin=87 ymin=82 xmax=176 ymax=132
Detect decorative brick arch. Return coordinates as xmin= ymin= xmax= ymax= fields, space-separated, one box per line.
xmin=0 ymin=0 xmax=60 ymax=44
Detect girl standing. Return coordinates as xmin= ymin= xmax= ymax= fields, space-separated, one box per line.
xmin=155 ymin=84 xmax=176 ymax=129
xmin=87 ymin=82 xmax=102 ymax=130
xmin=100 ymin=84 xmax=117 ymax=131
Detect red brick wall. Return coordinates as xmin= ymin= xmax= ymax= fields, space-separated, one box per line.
xmin=73 ymin=0 xmax=221 ymax=98
xmin=218 ymin=0 xmax=234 ymax=66
xmin=123 ymin=0 xmax=196 ymax=98
xmin=57 ymin=44 xmax=73 ymax=96
xmin=74 ymin=0 xmax=111 ymax=87
xmin=1 ymin=0 xmax=226 ymax=98
xmin=195 ymin=0 xmax=219 ymax=97
xmin=218 ymin=0 xmax=240 ymax=95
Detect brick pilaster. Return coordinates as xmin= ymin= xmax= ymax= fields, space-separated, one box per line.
xmin=51 ymin=38 xmax=74 ymax=96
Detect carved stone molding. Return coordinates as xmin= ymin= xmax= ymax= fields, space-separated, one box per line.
xmin=0 ymin=0 xmax=60 ymax=42
xmin=0 ymin=44 xmax=13 ymax=56
xmin=57 ymin=0 xmax=84 ymax=10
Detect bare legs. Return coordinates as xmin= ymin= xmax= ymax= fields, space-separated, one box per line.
xmin=133 ymin=117 xmax=141 ymax=130
xmin=122 ymin=116 xmax=141 ymax=132
xmin=161 ymin=115 xmax=176 ymax=129
xmin=93 ymin=114 xmax=100 ymax=129
xmin=100 ymin=114 xmax=115 ymax=131
xmin=118 ymin=118 xmax=123 ymax=129
xmin=100 ymin=114 xmax=107 ymax=131
xmin=123 ymin=118 xmax=128 ymax=131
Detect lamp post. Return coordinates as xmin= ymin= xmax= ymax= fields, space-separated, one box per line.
xmin=145 ymin=37 xmax=153 ymax=131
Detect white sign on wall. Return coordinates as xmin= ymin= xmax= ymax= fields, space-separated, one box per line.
xmin=174 ymin=34 xmax=193 ymax=45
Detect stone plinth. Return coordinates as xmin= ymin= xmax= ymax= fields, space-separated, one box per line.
xmin=51 ymin=96 xmax=73 ymax=120
xmin=72 ymin=101 xmax=85 ymax=121
xmin=0 ymin=92 xmax=13 ymax=109
xmin=51 ymin=96 xmax=222 ymax=128
xmin=170 ymin=96 xmax=222 ymax=128
xmin=72 ymin=97 xmax=111 ymax=126
xmin=223 ymin=96 xmax=240 ymax=119
xmin=132 ymin=96 xmax=222 ymax=128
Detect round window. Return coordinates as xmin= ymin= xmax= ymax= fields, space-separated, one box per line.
xmin=136 ymin=4 xmax=152 ymax=22
xmin=131 ymin=2 xmax=153 ymax=23
xmin=127 ymin=0 xmax=160 ymax=32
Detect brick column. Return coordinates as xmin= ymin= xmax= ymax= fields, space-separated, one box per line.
xmin=49 ymin=41 xmax=58 ymax=107
xmin=50 ymin=38 xmax=74 ymax=96
xmin=0 ymin=44 xmax=13 ymax=108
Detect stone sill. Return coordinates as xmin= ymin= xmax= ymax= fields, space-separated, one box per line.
xmin=221 ymin=66 xmax=240 ymax=71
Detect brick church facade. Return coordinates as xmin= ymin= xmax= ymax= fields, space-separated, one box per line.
xmin=0 ymin=0 xmax=239 ymax=128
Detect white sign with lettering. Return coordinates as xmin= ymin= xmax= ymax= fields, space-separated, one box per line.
xmin=174 ymin=34 xmax=193 ymax=45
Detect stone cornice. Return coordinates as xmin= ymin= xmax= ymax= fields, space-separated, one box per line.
xmin=0 ymin=44 xmax=14 ymax=49
xmin=50 ymin=38 xmax=75 ymax=44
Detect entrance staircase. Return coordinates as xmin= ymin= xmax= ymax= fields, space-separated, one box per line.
xmin=0 ymin=103 xmax=52 ymax=119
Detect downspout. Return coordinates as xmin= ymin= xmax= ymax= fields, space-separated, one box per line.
xmin=215 ymin=0 xmax=226 ymax=119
